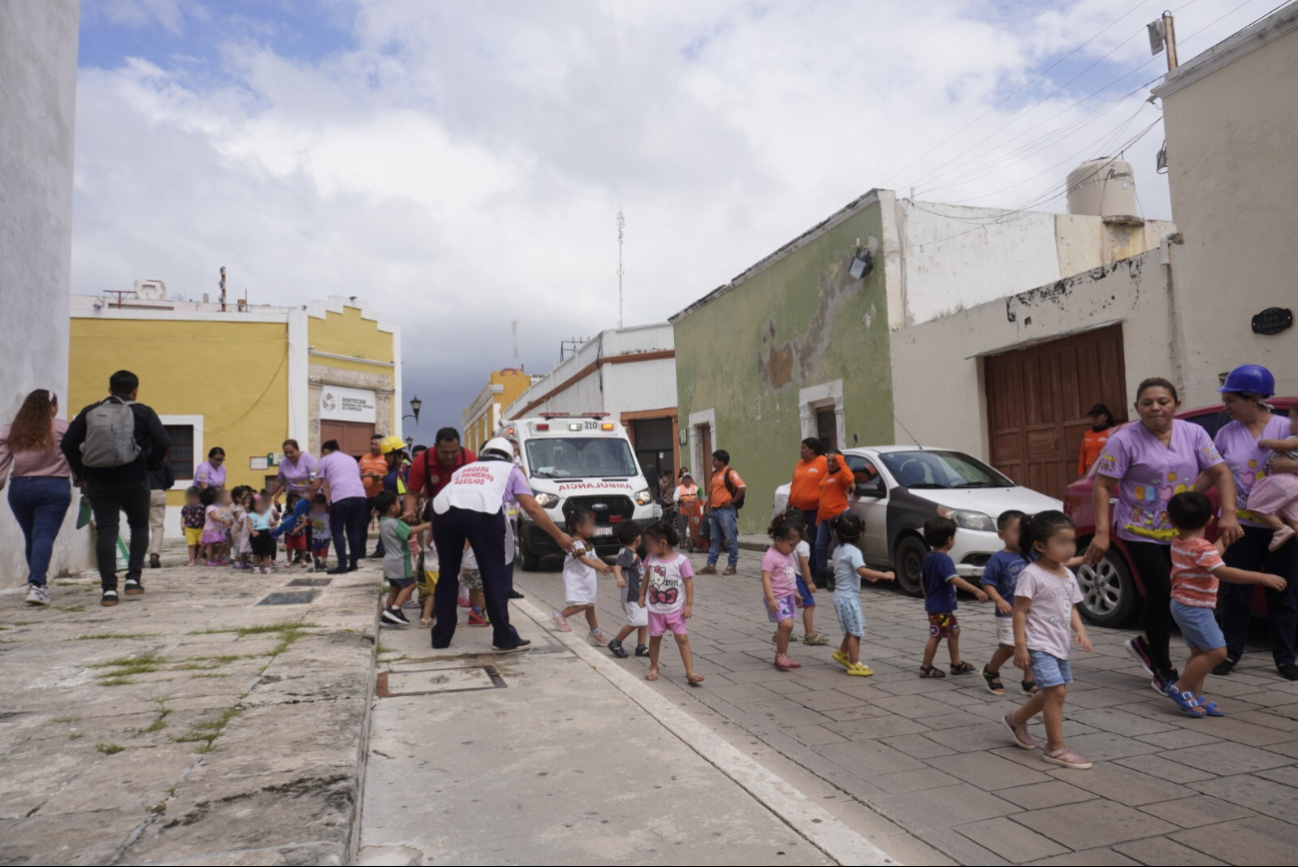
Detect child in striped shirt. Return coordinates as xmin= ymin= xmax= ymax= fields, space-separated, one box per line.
xmin=1164 ymin=492 xmax=1286 ymax=718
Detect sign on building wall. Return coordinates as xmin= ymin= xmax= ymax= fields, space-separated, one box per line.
xmin=320 ymin=385 xmax=377 ymax=423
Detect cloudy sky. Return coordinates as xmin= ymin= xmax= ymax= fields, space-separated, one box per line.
xmin=72 ymin=0 xmax=1282 ymax=441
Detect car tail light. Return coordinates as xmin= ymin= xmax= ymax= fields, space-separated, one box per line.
xmin=535 ymin=423 xmax=549 ymax=431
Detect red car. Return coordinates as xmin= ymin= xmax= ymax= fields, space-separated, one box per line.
xmin=1064 ymin=397 xmax=1296 ymax=627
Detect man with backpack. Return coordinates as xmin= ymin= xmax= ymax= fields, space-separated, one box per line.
xmin=61 ymin=370 xmax=170 ymax=606
xmin=700 ymin=449 xmax=746 ymax=576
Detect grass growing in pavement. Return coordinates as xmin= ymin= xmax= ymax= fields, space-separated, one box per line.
xmin=89 ymin=651 xmax=167 ymax=684
xmin=141 ymin=701 xmax=172 ymax=734
xmin=96 ymin=743 xmax=124 ymax=755
xmin=76 ymin=632 xmax=156 ymax=641
xmin=187 ymin=621 xmax=318 ymax=637
xmin=173 ymin=707 xmax=242 ymax=753
xmin=69 ymin=732 xmax=84 ymax=740
xmin=52 ymin=716 xmax=81 ymax=724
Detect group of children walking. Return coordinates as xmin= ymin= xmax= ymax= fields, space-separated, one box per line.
xmin=179 ymin=485 xmax=332 ymax=574
xmin=531 ymin=490 xmax=1288 ymax=774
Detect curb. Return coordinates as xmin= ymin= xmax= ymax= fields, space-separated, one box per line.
xmin=514 ymin=598 xmax=902 ymax=867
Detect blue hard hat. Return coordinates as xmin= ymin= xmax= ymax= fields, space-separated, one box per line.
xmin=1218 ymin=364 xmax=1276 ymax=397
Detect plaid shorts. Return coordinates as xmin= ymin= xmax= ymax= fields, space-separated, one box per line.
xmin=928 ymin=612 xmax=959 ymax=639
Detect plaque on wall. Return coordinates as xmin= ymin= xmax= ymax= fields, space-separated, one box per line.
xmin=1252 ymin=307 xmax=1293 ymax=336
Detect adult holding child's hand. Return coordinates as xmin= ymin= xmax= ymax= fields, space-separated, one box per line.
xmin=1085 ymin=377 xmax=1236 ymax=694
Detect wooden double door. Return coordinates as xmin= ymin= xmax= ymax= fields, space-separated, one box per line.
xmin=985 ymin=324 xmax=1127 ymax=499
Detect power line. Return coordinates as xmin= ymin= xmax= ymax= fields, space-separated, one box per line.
xmin=878 ymin=0 xmax=1161 ymax=189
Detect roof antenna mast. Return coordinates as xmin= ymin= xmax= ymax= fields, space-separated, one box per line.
xmin=617 ymin=209 xmax=625 ymax=329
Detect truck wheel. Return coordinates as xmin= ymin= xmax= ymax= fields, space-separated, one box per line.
xmin=517 ymin=527 xmax=542 ymax=572
xmin=893 ymin=535 xmax=926 ymax=597
xmin=1075 ymin=544 xmax=1140 ymax=628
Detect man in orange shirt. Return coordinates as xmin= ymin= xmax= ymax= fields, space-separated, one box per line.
xmin=360 ymin=434 xmax=389 ymax=558
xmin=700 ymin=450 xmax=746 ymax=576
xmin=790 ymin=437 xmax=828 ymax=577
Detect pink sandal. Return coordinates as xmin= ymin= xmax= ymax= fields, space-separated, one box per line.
xmin=1003 ymin=713 xmax=1035 ymax=749
xmin=1043 ymin=747 xmax=1092 ymax=769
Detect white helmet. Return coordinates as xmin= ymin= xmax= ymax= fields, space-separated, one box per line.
xmin=481 ymin=437 xmax=515 ymax=461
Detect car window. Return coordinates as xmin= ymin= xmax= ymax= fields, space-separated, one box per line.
xmin=846 ymin=455 xmax=884 ymax=492
xmin=1181 ymin=410 xmax=1228 ymax=441
xmin=878 ymin=450 xmax=1015 ymax=489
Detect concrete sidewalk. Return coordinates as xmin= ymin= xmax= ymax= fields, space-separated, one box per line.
xmin=358 ymin=598 xmax=905 ymax=866
xmin=0 ymin=544 xmax=378 ymax=865
xmin=518 ymin=549 xmax=1298 ymax=866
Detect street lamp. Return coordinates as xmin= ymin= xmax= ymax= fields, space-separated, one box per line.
xmin=403 ymin=395 xmax=422 ymax=424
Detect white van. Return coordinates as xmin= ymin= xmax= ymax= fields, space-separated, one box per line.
xmin=506 ymin=413 xmax=661 ymax=569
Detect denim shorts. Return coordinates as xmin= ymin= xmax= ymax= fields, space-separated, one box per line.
xmin=1028 ymin=650 xmax=1072 ymax=688
xmin=794 ymin=574 xmax=816 ymax=608
xmin=1171 ymin=600 xmax=1226 ymax=651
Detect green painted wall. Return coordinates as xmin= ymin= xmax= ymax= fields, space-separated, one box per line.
xmin=673 ymin=199 xmax=895 ymax=533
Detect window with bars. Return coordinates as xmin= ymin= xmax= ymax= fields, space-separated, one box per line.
xmin=166 ymin=425 xmax=195 ymax=479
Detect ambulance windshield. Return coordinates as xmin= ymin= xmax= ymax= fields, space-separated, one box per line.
xmin=525 ymin=437 xmax=639 ymax=479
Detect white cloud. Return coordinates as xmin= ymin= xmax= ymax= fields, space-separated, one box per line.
xmin=71 ymin=0 xmax=1268 ymax=434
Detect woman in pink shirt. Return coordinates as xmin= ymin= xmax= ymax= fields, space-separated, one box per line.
xmin=306 ymin=439 xmax=368 ymax=574
xmin=1085 ymin=377 xmax=1238 ymax=694
xmin=0 ymin=390 xmax=74 ymax=607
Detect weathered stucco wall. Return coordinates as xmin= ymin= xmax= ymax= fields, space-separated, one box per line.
xmin=673 ymin=200 xmax=894 ymax=532
xmin=892 ymin=198 xmax=1173 ymax=329
xmin=890 ymin=250 xmax=1174 ymax=461
xmin=1156 ymin=8 xmax=1298 ymax=405
xmin=0 ymin=0 xmax=92 ymax=589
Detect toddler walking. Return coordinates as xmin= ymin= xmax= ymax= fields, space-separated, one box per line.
xmin=283 ymin=492 xmax=309 ymax=566
xmin=308 ymin=494 xmax=332 ymax=571
xmin=1162 ymin=492 xmax=1286 ymax=717
xmin=418 ymin=540 xmax=439 ymax=628
xmin=608 ymin=521 xmax=649 ymax=659
xmin=1003 ymin=511 xmax=1093 ymax=769
xmin=247 ymin=494 xmax=279 ymax=573
xmin=980 ymin=510 xmax=1037 ymax=697
xmin=639 ymin=521 xmax=703 ymax=685
xmin=460 ymin=541 xmax=489 ymax=627
xmin=919 ymin=516 xmax=988 ymax=678
xmin=377 ymin=491 xmax=429 ymax=627
xmin=180 ymin=486 xmax=205 ymax=566
xmin=1251 ymin=414 xmax=1298 ymax=551
xmin=230 ymin=487 xmax=253 ymax=570
xmin=828 ymin=513 xmax=894 ymax=676
xmin=779 ymin=509 xmax=828 ymax=646
xmin=764 ymin=517 xmax=805 ymax=671
xmin=551 ymin=507 xmax=612 ymax=645
xmin=200 ymin=488 xmax=233 ymax=565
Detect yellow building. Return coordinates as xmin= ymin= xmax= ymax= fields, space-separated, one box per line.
xmin=69 ymin=293 xmax=401 ymax=514
xmin=462 ymin=369 xmax=537 ymax=450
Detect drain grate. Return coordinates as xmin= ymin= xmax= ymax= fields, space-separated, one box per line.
xmin=377 ymin=665 xmax=505 ymax=697
xmin=286 ymin=578 xmax=332 ymax=587
xmin=256 ymin=589 xmax=321 ymax=606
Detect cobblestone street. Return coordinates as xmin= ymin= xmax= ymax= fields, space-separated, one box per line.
xmin=518 ymin=549 xmax=1298 ymax=866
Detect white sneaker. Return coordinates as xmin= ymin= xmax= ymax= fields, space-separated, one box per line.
xmin=25 ymin=584 xmax=50 ymax=606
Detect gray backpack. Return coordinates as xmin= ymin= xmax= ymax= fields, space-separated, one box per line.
xmin=81 ymin=397 xmax=141 ymax=468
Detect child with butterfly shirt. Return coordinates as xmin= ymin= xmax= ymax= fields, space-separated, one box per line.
xmin=639 ymin=520 xmax=703 ymax=685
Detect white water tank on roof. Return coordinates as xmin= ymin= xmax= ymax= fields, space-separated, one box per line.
xmin=1067 ymin=158 xmax=1142 ymax=224
xmin=133 ymin=278 xmax=167 ymax=300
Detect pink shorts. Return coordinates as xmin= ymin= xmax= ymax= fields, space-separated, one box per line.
xmin=648 ymin=608 xmax=687 ymax=637
xmin=1247 ymin=473 xmax=1298 ymax=522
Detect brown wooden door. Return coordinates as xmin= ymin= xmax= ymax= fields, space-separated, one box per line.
xmin=985 ymin=325 xmax=1127 ymax=499
xmin=816 ymin=408 xmax=839 ymax=452
xmin=697 ymin=423 xmax=712 ymax=476
xmin=320 ymin=421 xmax=376 ymax=459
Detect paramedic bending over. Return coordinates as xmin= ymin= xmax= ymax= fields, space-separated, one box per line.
xmin=430 ymin=437 xmax=575 ymax=652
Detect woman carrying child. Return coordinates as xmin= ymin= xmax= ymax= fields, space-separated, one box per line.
xmin=828 ymin=513 xmax=894 ymax=676
xmin=1003 ymin=511 xmax=1094 ymax=770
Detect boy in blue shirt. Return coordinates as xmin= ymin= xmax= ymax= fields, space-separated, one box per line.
xmin=920 ymin=516 xmax=988 ymax=678
xmin=979 ymin=510 xmax=1037 ymax=697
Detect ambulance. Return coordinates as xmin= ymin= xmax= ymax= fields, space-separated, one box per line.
xmin=506 ymin=413 xmax=661 ymax=569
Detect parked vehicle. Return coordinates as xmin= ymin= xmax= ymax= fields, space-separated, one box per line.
xmin=510 ymin=413 xmax=661 ymax=570
xmin=1063 ymin=398 xmax=1296 ymax=628
xmin=773 ymin=446 xmax=1060 ymax=596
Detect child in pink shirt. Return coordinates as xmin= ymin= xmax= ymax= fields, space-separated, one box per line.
xmin=763 ymin=517 xmax=803 ymax=672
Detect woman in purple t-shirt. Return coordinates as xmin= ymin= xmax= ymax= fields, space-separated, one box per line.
xmin=306 ymin=439 xmax=368 ymax=574
xmin=1199 ymin=365 xmax=1298 ymax=679
xmin=1085 ymin=377 xmax=1238 ymax=692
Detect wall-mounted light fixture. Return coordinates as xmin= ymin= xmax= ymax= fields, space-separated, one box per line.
xmin=849 ymin=248 xmax=873 ymax=280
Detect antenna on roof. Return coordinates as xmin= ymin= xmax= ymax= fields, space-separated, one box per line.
xmin=511 ymin=319 xmax=520 ymax=369
xmin=617 ymin=209 xmax=625 ymax=329
xmin=893 ymin=412 xmax=923 ymax=449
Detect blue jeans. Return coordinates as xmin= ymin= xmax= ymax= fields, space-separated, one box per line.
xmin=708 ymin=506 xmax=738 ymax=567
xmin=8 ymin=477 xmax=72 ymax=587
xmin=799 ymin=508 xmax=821 ymax=576
xmin=432 ymin=508 xmax=521 ymax=650
xmin=815 ymin=510 xmax=847 ymax=586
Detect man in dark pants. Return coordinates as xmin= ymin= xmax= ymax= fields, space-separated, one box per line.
xmin=62 ymin=370 xmax=170 ymax=607
xmin=431 ymin=438 xmax=573 ymax=652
